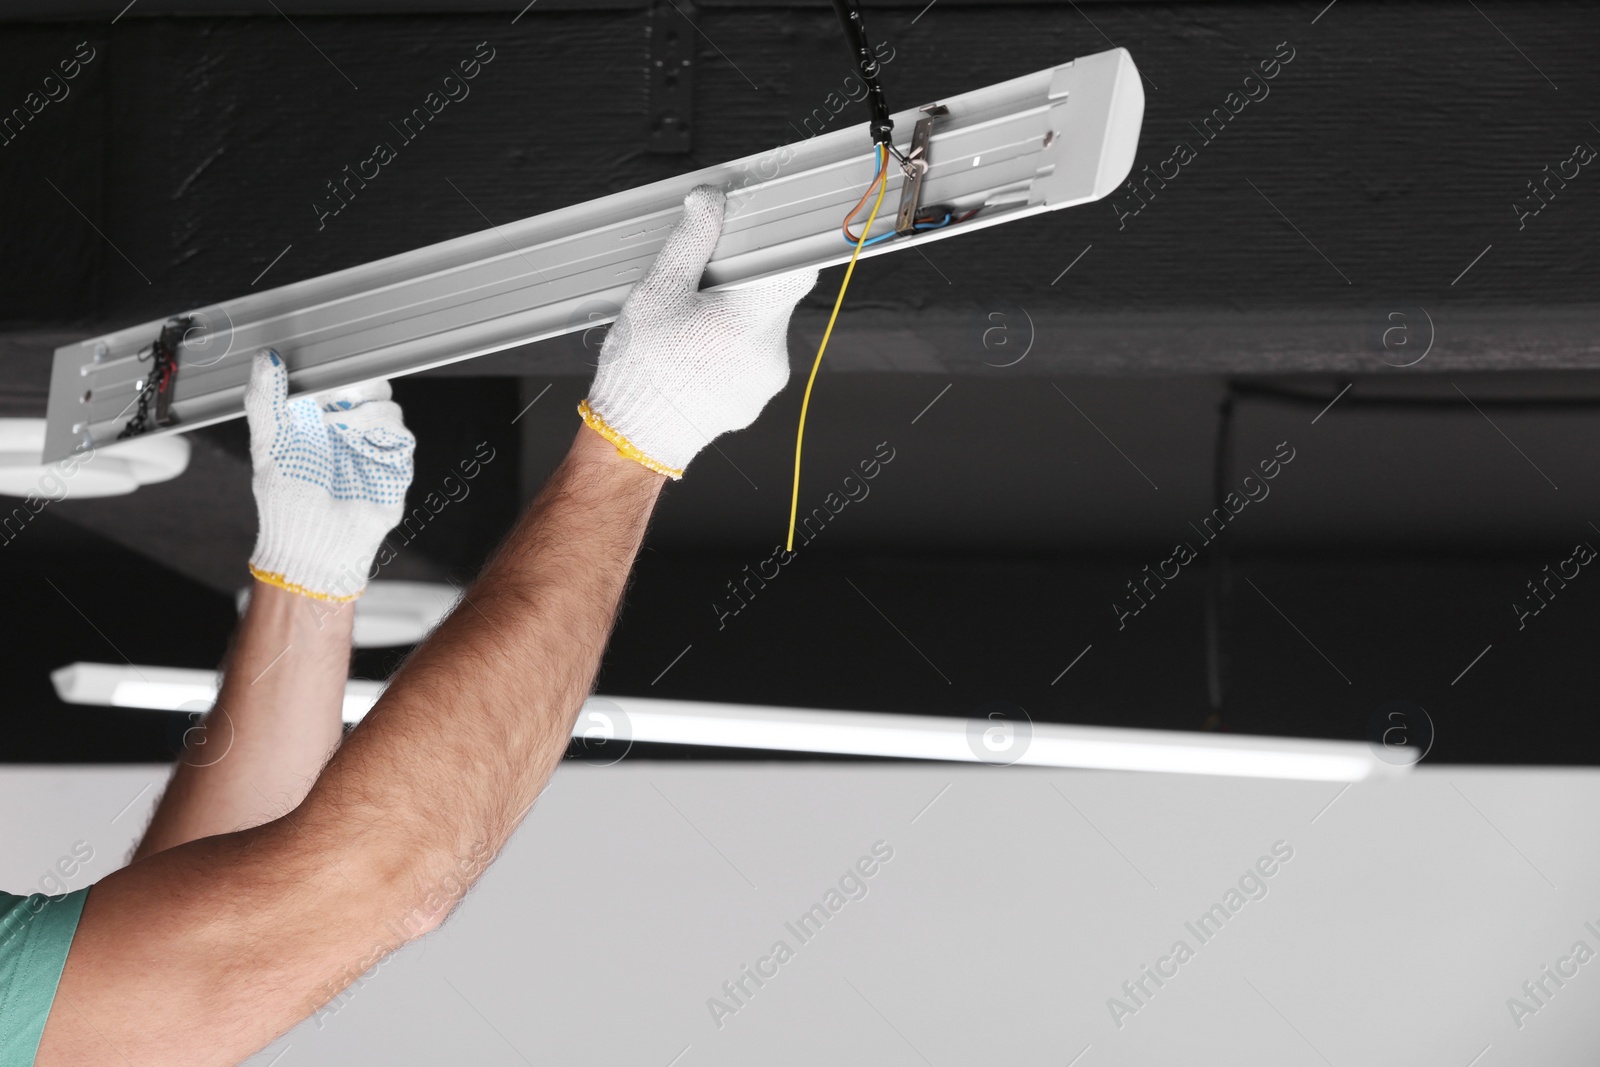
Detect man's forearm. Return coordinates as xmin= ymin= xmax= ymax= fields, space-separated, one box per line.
xmin=133 ymin=584 xmax=352 ymax=861
xmin=295 ymin=425 xmax=663 ymax=927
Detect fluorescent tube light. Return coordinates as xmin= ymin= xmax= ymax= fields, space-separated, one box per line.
xmin=43 ymin=47 xmax=1144 ymax=462
xmin=607 ymin=697 xmax=1393 ymax=781
xmin=50 ymin=662 xmax=384 ymax=721
xmin=52 ymin=662 xmax=1397 ymax=781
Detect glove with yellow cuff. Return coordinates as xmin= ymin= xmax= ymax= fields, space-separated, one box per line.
xmin=245 ymin=349 xmax=415 ymax=602
xmin=578 ymin=185 xmax=819 ymax=478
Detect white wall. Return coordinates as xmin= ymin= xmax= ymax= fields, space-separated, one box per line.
xmin=3 ymin=762 xmax=1597 ymax=1065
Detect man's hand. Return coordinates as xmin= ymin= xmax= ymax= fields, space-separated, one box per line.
xmin=580 ymin=184 xmax=819 ymax=478
xmin=247 ymin=350 xmax=415 ymax=602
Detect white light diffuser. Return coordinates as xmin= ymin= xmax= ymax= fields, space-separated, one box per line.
xmin=0 ymin=418 xmax=189 ymax=499
xmin=52 ymin=662 xmax=1401 ymax=781
xmin=609 ymin=697 xmax=1394 ymax=781
xmin=50 ymin=662 xmax=383 ymax=722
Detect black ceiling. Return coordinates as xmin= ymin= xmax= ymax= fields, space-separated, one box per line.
xmin=2 ymin=1 xmax=1597 ymax=765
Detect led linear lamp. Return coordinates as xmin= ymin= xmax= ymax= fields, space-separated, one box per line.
xmin=52 ymin=662 xmax=385 ymax=724
xmin=41 ymin=47 xmax=1144 ymax=462
xmin=52 ymin=662 xmax=1402 ymax=781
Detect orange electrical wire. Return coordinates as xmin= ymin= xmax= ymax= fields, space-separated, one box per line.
xmin=840 ymin=148 xmax=889 ymax=244
xmin=787 ymin=143 xmax=892 ymax=552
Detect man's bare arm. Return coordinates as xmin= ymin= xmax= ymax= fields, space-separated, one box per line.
xmin=130 ymin=352 xmax=413 ymax=863
xmin=131 ymin=585 xmax=352 ymax=861
xmin=303 ymin=421 xmax=668 ymax=890
xmin=38 ymin=185 xmax=813 ymax=1067
xmin=38 ymin=426 xmax=663 ymax=1067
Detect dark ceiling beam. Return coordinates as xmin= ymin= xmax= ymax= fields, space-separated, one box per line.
xmin=422 ymin=304 xmax=1600 ymax=377
xmin=11 ymin=299 xmax=1599 ymax=411
xmin=1 ymin=4 xmax=1593 ymax=338
xmin=0 ymin=0 xmax=1136 ymax=19
xmin=44 ymin=433 xmax=277 ymax=595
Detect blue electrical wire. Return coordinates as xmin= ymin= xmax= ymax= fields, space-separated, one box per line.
xmin=844 ymin=146 xmax=957 ymax=246
xmin=851 ymin=213 xmax=953 ymax=247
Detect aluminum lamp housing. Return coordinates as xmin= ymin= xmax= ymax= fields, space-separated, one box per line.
xmin=43 ymin=47 xmax=1145 ymax=462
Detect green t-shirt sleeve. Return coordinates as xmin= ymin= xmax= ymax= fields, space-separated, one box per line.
xmin=0 ymin=888 xmax=90 ymax=1067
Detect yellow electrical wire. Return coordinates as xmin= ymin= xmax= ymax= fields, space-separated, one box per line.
xmin=787 ymin=144 xmax=891 ymax=551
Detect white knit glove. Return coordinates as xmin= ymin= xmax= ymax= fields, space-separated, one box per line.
xmin=579 ymin=185 xmax=819 ymax=478
xmin=245 ymin=350 xmax=415 ymax=602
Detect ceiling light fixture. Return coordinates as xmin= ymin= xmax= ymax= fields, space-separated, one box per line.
xmin=52 ymin=662 xmax=1398 ymax=781
xmin=51 ymin=662 xmax=383 ymax=722
xmin=41 ymin=47 xmax=1144 ymax=462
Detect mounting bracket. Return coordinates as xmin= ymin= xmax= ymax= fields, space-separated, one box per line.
xmin=894 ymin=103 xmax=946 ymax=234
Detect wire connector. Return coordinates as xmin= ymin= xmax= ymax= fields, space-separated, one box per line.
xmin=117 ymin=316 xmax=191 ymax=440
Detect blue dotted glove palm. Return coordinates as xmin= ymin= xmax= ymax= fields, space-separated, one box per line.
xmin=245 ymin=350 xmax=415 ymax=601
